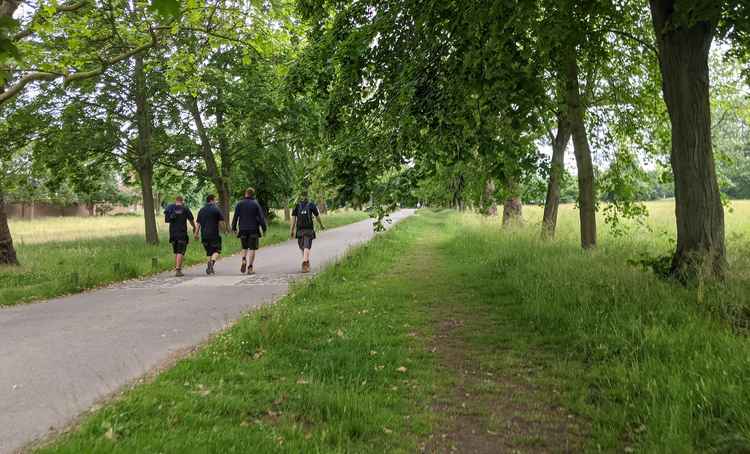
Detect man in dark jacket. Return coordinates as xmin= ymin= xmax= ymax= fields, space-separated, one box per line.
xmin=196 ymin=194 xmax=225 ymax=275
xmin=164 ymin=196 xmax=195 ymax=277
xmin=231 ymin=187 xmax=267 ymax=274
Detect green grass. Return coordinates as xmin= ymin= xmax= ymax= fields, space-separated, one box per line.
xmin=38 ymin=213 xmax=439 ymax=453
xmin=0 ymin=210 xmax=368 ymax=307
xmin=35 ymin=205 xmax=750 ymax=452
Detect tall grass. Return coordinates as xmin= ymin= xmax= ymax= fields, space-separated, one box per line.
xmin=446 ymin=202 xmax=750 ymax=451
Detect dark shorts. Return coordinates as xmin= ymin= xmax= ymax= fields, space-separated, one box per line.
xmin=238 ymin=231 xmax=260 ymax=250
xmin=170 ymin=237 xmax=188 ymax=255
xmin=297 ymin=229 xmax=315 ymax=250
xmin=202 ymin=237 xmax=222 ymax=256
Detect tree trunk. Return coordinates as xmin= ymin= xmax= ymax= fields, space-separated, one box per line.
xmin=319 ymin=200 xmax=328 ymax=214
xmin=283 ymin=207 xmax=291 ymax=222
xmin=564 ymin=49 xmax=597 ymax=249
xmin=502 ymin=179 xmax=523 ymax=226
xmin=138 ymin=166 xmax=160 ymax=245
xmin=187 ymin=96 xmax=230 ymax=225
xmin=134 ymin=53 xmax=159 ymax=245
xmin=215 ymin=104 xmax=232 ymax=228
xmin=542 ymin=112 xmax=572 ymax=238
xmin=482 ymin=179 xmax=498 ymax=216
xmin=218 ymin=183 xmax=231 ymax=227
xmin=0 ymin=190 xmax=19 ymax=265
xmin=650 ymin=0 xmax=725 ymax=278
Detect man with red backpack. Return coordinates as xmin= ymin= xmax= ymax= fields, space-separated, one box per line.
xmin=289 ymin=190 xmax=326 ymax=273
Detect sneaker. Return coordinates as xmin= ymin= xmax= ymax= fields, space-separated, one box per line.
xmin=175 ymin=269 xmax=184 ymax=277
xmin=302 ymin=261 xmax=310 ymax=273
xmin=240 ymin=260 xmax=247 ymax=274
xmin=247 ymin=265 xmax=255 ymax=275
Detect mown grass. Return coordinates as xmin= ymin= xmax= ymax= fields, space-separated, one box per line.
xmin=0 ymin=210 xmax=368 ymax=307
xmin=35 ymin=204 xmax=750 ymax=452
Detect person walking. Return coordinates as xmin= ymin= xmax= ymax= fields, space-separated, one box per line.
xmin=195 ymin=194 xmax=224 ymax=275
xmin=231 ymin=187 xmax=267 ymax=274
xmin=290 ymin=190 xmax=325 ymax=273
xmin=164 ymin=196 xmax=195 ymax=277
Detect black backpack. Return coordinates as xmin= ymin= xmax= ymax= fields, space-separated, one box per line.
xmin=296 ymin=202 xmax=314 ymax=230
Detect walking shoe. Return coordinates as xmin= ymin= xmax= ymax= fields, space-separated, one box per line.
xmin=302 ymin=261 xmax=310 ymax=273
xmin=175 ymin=269 xmax=184 ymax=277
xmin=240 ymin=260 xmax=247 ymax=274
xmin=247 ymin=265 xmax=255 ymax=275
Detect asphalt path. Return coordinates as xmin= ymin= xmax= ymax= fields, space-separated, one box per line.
xmin=0 ymin=210 xmax=413 ymax=453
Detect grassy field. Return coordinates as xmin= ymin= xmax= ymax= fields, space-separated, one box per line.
xmin=36 ymin=203 xmax=750 ymax=452
xmin=0 ymin=210 xmax=368 ymax=307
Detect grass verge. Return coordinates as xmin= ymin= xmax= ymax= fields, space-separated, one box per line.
xmin=0 ymin=211 xmax=368 ymax=307
xmin=35 ymin=209 xmax=750 ymax=452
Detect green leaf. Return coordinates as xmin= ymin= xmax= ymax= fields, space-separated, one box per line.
xmin=149 ymin=0 xmax=181 ymax=19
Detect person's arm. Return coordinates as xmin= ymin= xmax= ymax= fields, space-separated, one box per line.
xmin=313 ymin=205 xmax=325 ymax=230
xmin=290 ymin=216 xmax=296 ymax=238
xmin=218 ymin=209 xmax=226 ymax=235
xmin=231 ymin=204 xmax=239 ymax=232
xmin=194 ymin=223 xmax=201 ymax=240
xmin=164 ymin=206 xmax=172 ymax=224
xmin=257 ymin=203 xmax=267 ymax=234
xmin=188 ymin=209 xmax=196 ymax=234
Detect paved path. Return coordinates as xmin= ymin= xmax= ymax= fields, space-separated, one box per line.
xmin=0 ymin=210 xmax=413 ymax=453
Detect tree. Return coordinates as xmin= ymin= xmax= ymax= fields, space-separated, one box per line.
xmin=647 ymin=0 xmax=749 ymax=278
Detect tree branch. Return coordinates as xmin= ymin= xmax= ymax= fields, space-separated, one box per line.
xmin=0 ymin=31 xmax=158 ymax=105
xmin=607 ymin=29 xmax=659 ymax=59
xmin=13 ymin=0 xmax=87 ymax=41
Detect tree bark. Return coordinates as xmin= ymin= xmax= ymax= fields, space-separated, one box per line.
xmin=482 ymin=179 xmax=498 ymax=216
xmin=542 ymin=112 xmax=572 ymax=238
xmin=564 ymin=49 xmax=597 ymax=249
xmin=187 ymin=96 xmax=231 ymax=225
xmin=502 ymin=179 xmax=523 ymax=226
xmin=650 ymin=0 xmax=725 ymax=278
xmin=0 ymin=189 xmax=19 ymax=265
xmin=134 ymin=54 xmax=159 ymax=245
xmin=319 ymin=200 xmax=328 ymax=214
xmin=137 ymin=166 xmax=160 ymax=245
xmin=283 ymin=206 xmax=291 ymax=222
xmin=215 ymin=104 xmax=232 ymax=227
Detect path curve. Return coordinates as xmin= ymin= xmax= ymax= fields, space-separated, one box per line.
xmin=0 ymin=210 xmax=413 ymax=453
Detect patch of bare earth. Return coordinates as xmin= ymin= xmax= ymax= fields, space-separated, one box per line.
xmin=420 ymin=307 xmax=587 ymax=454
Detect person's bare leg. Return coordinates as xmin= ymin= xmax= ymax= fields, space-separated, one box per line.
xmin=303 ymin=248 xmax=311 ymax=263
xmin=174 ymin=253 xmax=184 ymax=276
xmin=240 ymin=249 xmax=247 ymax=273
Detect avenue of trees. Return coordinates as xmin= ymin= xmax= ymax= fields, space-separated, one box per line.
xmin=294 ymin=0 xmax=750 ymax=280
xmin=1 ymin=0 xmax=750 ymax=282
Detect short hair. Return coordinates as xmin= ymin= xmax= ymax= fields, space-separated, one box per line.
xmin=301 ymin=189 xmax=309 ymax=199
xmin=175 ymin=196 xmax=184 ymax=203
xmin=206 ymin=194 xmax=216 ymax=203
xmin=245 ymin=187 xmax=255 ymax=197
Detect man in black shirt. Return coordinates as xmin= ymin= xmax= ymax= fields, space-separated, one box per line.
xmin=195 ymin=194 xmax=225 ymax=275
xmin=289 ymin=190 xmax=325 ymax=273
xmin=164 ymin=196 xmax=196 ymax=277
xmin=231 ymin=187 xmax=267 ymax=274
